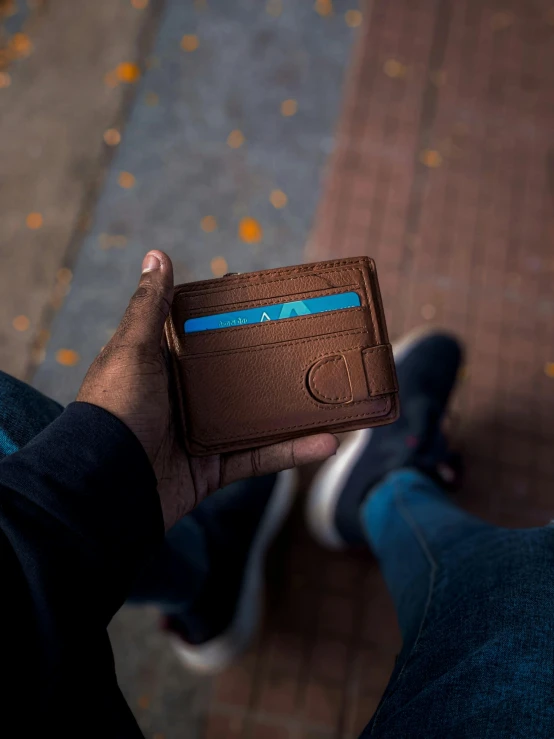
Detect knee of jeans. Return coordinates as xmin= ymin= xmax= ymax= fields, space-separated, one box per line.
xmin=451 ymin=528 xmax=554 ymax=622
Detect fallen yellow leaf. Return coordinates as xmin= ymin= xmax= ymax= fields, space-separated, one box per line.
xmin=383 ymin=59 xmax=407 ymax=79
xmin=227 ymin=129 xmax=245 ymax=148
xmin=12 ymin=315 xmax=30 ymax=332
xmin=181 ymin=35 xmax=199 ymax=52
xmin=315 ymin=0 xmax=333 ymax=17
xmin=103 ymin=128 xmax=121 ymax=146
xmin=56 ymin=268 xmax=73 ymax=284
xmin=345 ymin=9 xmax=362 ymax=27
xmin=118 ymin=171 xmax=136 ymax=189
xmin=210 ymin=256 xmax=228 ymax=277
xmin=280 ymin=99 xmax=297 ymax=117
xmin=239 ymin=217 xmax=263 ymax=244
xmin=270 ymin=190 xmax=288 ymax=208
xmin=266 ymin=0 xmax=282 ymax=17
xmin=420 ymin=149 xmax=443 ymax=168
xmin=201 ymin=215 xmax=218 ymax=232
xmin=26 ymin=212 xmax=43 ymax=229
xmin=56 ymin=349 xmax=80 ymax=367
xmin=116 ymin=62 xmax=141 ymax=83
xmin=137 ymin=695 xmax=150 ymax=710
xmin=9 ymin=33 xmax=33 ymax=58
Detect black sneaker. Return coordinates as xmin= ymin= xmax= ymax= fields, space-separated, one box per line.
xmin=164 ymin=469 xmax=296 ymax=673
xmin=306 ymin=327 xmax=463 ymax=548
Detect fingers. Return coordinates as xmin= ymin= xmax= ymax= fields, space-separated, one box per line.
xmin=113 ymin=250 xmax=174 ymax=353
xmin=220 ymin=433 xmax=338 ymax=487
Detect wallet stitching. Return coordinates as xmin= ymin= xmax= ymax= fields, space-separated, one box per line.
xmin=181 ymin=328 xmax=369 ymax=360
xmin=310 ymin=357 xmax=350 ymax=403
xmin=180 ymin=278 xmax=363 ymax=316
xmin=177 ymin=259 xmax=373 ymax=295
xmin=359 ymin=265 xmax=377 ymax=340
xmin=179 ymin=308 xmax=365 ymax=351
xmin=363 ymin=346 xmax=396 ymax=394
xmin=180 ymin=269 xmax=361 ymax=301
xmin=301 ymin=345 xmax=386 ymax=408
xmin=191 ymin=403 xmax=392 ymax=445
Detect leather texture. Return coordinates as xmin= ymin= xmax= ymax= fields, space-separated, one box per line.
xmin=165 ymin=257 xmax=399 ymax=456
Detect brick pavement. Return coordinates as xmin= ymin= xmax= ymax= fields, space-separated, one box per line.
xmin=204 ymin=1 xmax=554 ymax=737
xmin=309 ymin=0 xmax=554 ymax=526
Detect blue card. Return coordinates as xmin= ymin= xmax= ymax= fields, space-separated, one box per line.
xmin=184 ymin=291 xmax=361 ymax=333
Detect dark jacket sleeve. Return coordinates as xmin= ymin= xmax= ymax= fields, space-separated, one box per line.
xmin=0 ymin=401 xmax=164 ymax=737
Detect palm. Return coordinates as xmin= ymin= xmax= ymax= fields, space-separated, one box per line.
xmin=77 ymin=250 xmax=337 ymax=531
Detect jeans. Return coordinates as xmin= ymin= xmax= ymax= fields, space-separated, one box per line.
xmin=2 ymin=370 xmax=554 ymax=738
xmin=361 ymin=471 xmax=554 ymax=737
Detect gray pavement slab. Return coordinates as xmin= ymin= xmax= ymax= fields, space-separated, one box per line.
xmin=0 ymin=0 xmax=158 ymax=379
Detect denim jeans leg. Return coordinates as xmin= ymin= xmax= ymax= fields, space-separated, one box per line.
xmin=359 ymin=468 xmax=554 ymax=738
xmin=0 ymin=371 xmax=63 ymax=458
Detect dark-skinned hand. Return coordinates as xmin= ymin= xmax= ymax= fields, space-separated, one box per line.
xmin=77 ymin=250 xmax=338 ymax=529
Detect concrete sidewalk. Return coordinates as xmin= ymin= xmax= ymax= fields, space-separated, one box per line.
xmin=0 ymin=0 xmax=161 ymax=380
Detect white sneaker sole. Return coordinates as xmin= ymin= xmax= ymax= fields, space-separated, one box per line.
xmin=305 ymin=325 xmax=447 ymax=550
xmin=171 ymin=468 xmax=297 ymax=674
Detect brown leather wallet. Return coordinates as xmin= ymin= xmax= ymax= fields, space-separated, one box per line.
xmin=165 ymin=257 xmax=399 ymax=456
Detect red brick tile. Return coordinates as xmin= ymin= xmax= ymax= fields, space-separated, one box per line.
xmin=228 ymin=1 xmax=554 ymax=737
xmin=303 ymin=682 xmax=343 ymax=727
xmin=257 ymin=675 xmax=298 ymax=715
xmin=250 ymin=720 xmax=293 ymax=739
xmin=204 ymin=712 xmax=245 ymax=739
xmin=536 ymin=445 xmax=554 ymax=478
xmin=310 ymin=639 xmax=350 ymax=684
xmin=277 ymin=587 xmax=319 ymax=632
xmin=356 ymin=649 xmax=396 ymax=698
xmin=348 ymin=696 xmax=382 ymax=738
xmin=324 ymin=556 xmax=366 ymax=595
xmin=362 ymin=588 xmax=401 ymax=653
xmin=344 ymin=651 xmax=394 ymax=737
xmin=265 ymin=631 xmax=305 ymax=674
xmin=317 ymin=594 xmax=355 ymax=639
xmin=213 ymin=655 xmax=256 ymax=708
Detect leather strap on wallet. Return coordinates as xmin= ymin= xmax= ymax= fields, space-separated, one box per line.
xmin=165 ymin=257 xmax=399 ymax=456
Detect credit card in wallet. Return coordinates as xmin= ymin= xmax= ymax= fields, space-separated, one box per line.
xmin=184 ymin=291 xmax=361 ymax=333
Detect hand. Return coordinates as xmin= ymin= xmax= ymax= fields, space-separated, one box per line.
xmin=77 ymin=251 xmax=338 ymax=530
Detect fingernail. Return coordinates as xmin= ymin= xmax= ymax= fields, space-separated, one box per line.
xmin=142 ymin=252 xmax=160 ymax=273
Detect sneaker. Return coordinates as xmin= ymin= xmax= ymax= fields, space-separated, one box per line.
xmin=306 ymin=327 xmax=463 ymax=549
xmin=164 ymin=469 xmax=296 ymax=673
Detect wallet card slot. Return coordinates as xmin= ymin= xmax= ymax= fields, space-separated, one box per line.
xmin=176 ymin=282 xmax=363 ymax=319
xmin=180 ymin=263 xmax=361 ymax=296
xmin=179 ymin=329 xmax=392 ymax=451
xmin=175 ymin=267 xmax=365 ymax=312
xmin=178 ymin=306 xmax=371 ymax=356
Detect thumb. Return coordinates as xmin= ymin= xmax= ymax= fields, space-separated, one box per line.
xmin=115 ymin=250 xmax=174 ymax=352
